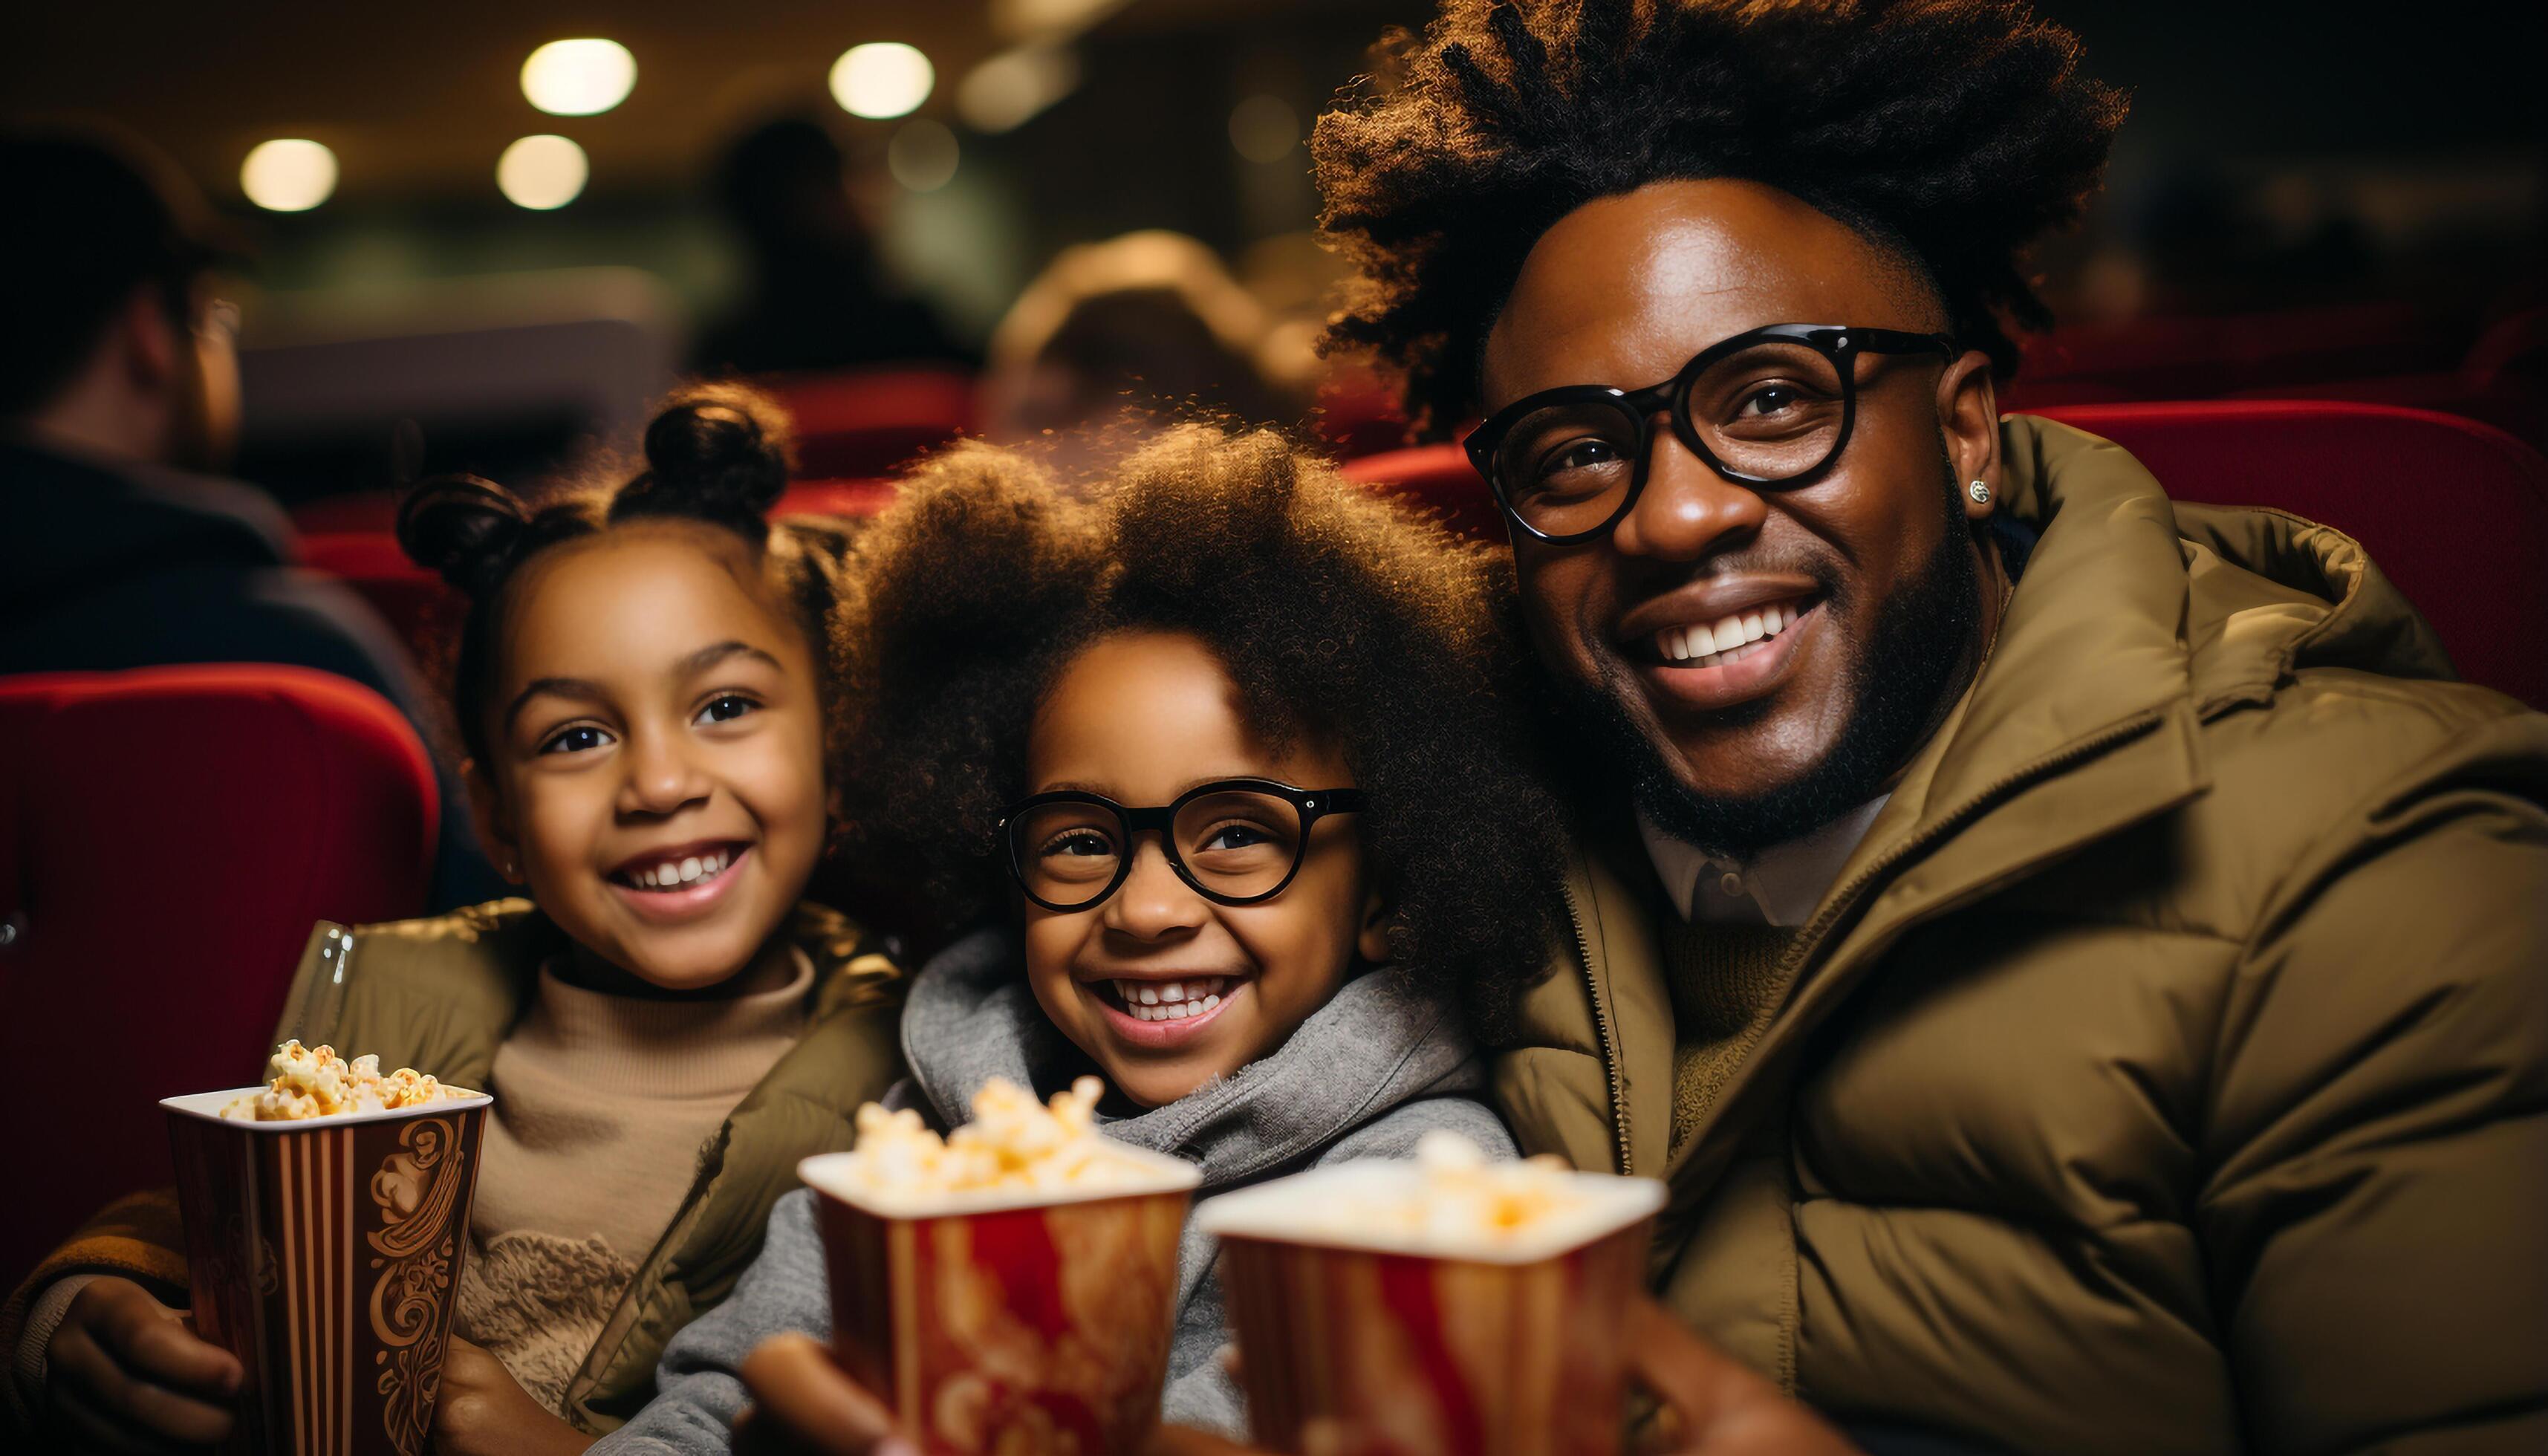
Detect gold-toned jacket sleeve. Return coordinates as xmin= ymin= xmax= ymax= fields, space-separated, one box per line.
xmin=2200 ymin=721 xmax=2548 ymax=1455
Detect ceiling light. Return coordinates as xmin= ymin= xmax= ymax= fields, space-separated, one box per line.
xmin=957 ymin=46 xmax=1081 ymax=133
xmin=497 ymin=134 xmax=588 ymax=209
xmin=1229 ymin=95 xmax=1300 ymax=165
xmin=831 ymin=42 xmax=935 ymax=120
xmin=521 ymin=39 xmax=637 ymax=117
xmin=888 ymin=120 xmax=960 ymax=192
xmin=240 ymin=139 xmax=338 ymax=212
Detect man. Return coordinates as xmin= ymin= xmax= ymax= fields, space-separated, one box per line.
xmin=1311 ymin=0 xmax=2548 ymax=1452
xmin=0 ymin=130 xmax=494 ymax=910
xmin=644 ymin=2 xmax=2548 ymax=1451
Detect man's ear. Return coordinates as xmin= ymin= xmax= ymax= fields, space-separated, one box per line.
xmin=118 ymin=285 xmax=182 ymax=394
xmin=462 ymin=758 xmax=524 ymax=885
xmin=1356 ymin=888 xmax=1393 ymax=964
xmin=1937 ymin=348 xmax=2001 ymax=525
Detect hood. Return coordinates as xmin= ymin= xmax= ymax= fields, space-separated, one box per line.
xmin=0 ymin=441 xmax=295 ymax=610
xmin=899 ymin=928 xmax=1489 ymax=1189
xmin=1996 ymin=415 xmax=2457 ymax=718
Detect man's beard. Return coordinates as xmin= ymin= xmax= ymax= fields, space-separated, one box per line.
xmin=1552 ymin=475 xmax=1984 ymax=859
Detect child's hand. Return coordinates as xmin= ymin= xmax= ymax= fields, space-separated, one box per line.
xmin=40 ymin=1275 xmax=240 ymax=1452
xmin=429 ymin=1336 xmax=594 ymax=1456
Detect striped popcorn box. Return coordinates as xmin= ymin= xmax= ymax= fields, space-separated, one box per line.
xmin=163 ymin=1087 xmax=492 ymax=1456
xmin=798 ymin=1146 xmax=1200 ymax=1455
xmin=1198 ymin=1160 xmax=1665 ymax=1456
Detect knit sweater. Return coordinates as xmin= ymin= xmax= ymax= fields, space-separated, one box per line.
xmin=1662 ymin=920 xmax=1806 ymax=1154
xmin=455 ymin=951 xmax=812 ymax=1414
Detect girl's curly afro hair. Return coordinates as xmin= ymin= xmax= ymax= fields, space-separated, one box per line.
xmin=1313 ymin=0 xmax=2128 ymax=435
xmin=839 ymin=423 xmax=1567 ymax=1036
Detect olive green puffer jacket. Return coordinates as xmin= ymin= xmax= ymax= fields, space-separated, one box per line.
xmin=1494 ymin=416 xmax=2548 ymax=1455
xmin=2 ymin=900 xmax=905 ymax=1436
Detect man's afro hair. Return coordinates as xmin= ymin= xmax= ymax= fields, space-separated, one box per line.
xmin=1313 ymin=0 xmax=2128 ymax=435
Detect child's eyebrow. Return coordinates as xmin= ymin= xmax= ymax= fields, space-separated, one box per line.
xmin=675 ymin=640 xmax=784 ymax=677
xmin=504 ymin=677 xmax=604 ymax=729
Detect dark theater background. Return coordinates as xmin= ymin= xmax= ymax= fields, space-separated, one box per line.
xmin=1 ymin=0 xmax=2542 ymax=1289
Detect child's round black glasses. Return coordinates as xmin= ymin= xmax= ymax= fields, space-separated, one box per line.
xmin=1464 ymin=323 xmax=1961 ymax=545
xmin=996 ymin=778 xmax=1367 ymax=913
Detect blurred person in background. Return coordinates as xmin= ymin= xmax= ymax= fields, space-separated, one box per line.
xmin=979 ymin=230 xmax=1314 ymax=473
xmin=694 ymin=117 xmax=970 ymax=377
xmin=0 ymin=129 xmax=497 ymax=911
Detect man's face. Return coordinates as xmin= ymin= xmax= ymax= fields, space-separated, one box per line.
xmin=1481 ymin=179 xmax=1995 ymax=853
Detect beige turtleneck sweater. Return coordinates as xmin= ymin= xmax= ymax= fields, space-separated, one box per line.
xmin=454 ymin=950 xmax=811 ymax=1414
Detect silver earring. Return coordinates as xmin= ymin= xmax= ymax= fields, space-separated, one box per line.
xmin=1966 ymin=479 xmax=1992 ymax=505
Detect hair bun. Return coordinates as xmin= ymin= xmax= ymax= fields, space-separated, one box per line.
xmin=615 ymin=383 xmax=794 ymax=531
xmin=395 ymin=474 xmax=532 ymax=597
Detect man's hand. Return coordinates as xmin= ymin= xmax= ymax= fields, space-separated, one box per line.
xmin=429 ymin=1335 xmax=594 ymax=1456
xmin=1621 ymin=1296 xmax=1858 ymax=1455
xmin=41 ymin=1275 xmax=239 ymax=1453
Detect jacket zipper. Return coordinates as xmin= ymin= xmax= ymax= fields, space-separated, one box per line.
xmin=1639 ymin=706 xmax=2173 ymax=1194
xmin=1556 ymin=877 xmax=1635 ymax=1176
xmin=1781 ymin=708 xmax=2169 ymax=1005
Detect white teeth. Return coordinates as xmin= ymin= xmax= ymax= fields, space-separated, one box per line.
xmin=657 ymin=862 xmax=679 ymax=885
xmin=1659 ymin=600 xmax=1808 ymax=670
xmin=677 ymin=857 xmax=700 ymax=882
xmin=1114 ymin=978 xmax=1232 ymax=1020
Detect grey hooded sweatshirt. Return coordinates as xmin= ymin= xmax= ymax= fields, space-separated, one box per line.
xmin=596 ymin=928 xmax=1515 ymax=1452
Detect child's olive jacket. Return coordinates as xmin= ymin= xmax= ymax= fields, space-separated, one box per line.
xmin=1 ymin=899 xmax=906 ymax=1436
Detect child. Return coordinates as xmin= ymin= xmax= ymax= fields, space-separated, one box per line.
xmin=5 ymin=387 xmax=906 ymax=1454
xmin=598 ymin=423 xmax=1567 ymax=1450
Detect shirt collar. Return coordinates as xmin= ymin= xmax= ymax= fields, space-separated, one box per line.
xmin=1636 ymin=793 xmax=1892 ymax=927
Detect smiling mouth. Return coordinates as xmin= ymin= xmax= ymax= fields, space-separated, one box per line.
xmin=609 ymin=842 xmax=746 ymax=893
xmin=1644 ymin=597 xmax=1814 ymax=669
xmin=1095 ymin=975 xmax=1237 ymax=1023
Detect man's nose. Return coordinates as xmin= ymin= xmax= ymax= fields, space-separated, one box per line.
xmin=1101 ymin=839 xmax=1205 ymax=940
xmin=1609 ymin=423 xmax=1768 ymax=561
xmin=617 ymin=730 xmax=711 ymax=816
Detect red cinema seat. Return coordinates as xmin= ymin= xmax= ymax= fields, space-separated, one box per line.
xmin=0 ymin=666 xmax=440 ymax=1286
xmin=1341 ymin=443 xmax=1507 ymax=541
xmin=760 ymin=366 xmax=977 ymax=479
xmin=299 ymin=531 xmax=458 ymax=669
xmin=2029 ymin=401 xmax=2548 ymax=709
xmin=290 ymin=492 xmax=402 ymax=536
xmin=776 ymin=478 xmax=898 ymax=521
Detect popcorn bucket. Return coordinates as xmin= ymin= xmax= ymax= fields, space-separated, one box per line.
xmin=163 ymin=1088 xmax=492 ymax=1456
xmin=1199 ymin=1162 xmax=1665 ymax=1456
xmin=798 ymin=1146 xmax=1201 ymax=1455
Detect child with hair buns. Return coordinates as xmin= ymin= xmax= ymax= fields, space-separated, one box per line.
xmin=4 ymin=386 xmax=906 ymax=1455
xmin=597 ymin=423 xmax=1569 ymax=1452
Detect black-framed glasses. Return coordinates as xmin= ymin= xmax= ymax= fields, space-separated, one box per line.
xmin=1464 ymin=323 xmax=1960 ymax=544
xmin=996 ymin=778 xmax=1367 ymax=912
